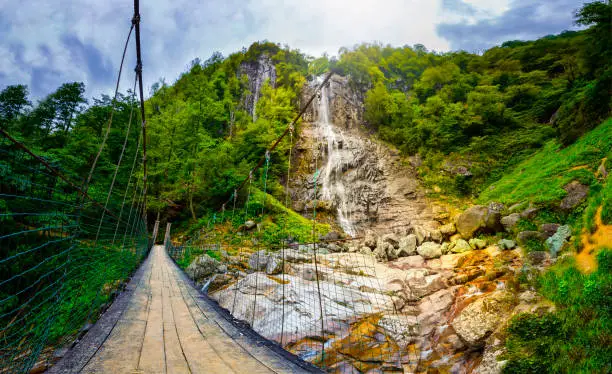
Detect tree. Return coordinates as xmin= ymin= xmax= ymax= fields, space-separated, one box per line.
xmin=575 ymin=1 xmax=612 ymax=76
xmin=0 ymin=85 xmax=31 ymax=127
xmin=49 ymin=82 xmax=87 ymax=133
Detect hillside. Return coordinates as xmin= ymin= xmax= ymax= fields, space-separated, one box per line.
xmin=1 ymin=2 xmax=610 ymax=373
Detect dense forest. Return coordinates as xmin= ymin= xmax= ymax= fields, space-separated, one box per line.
xmin=0 ymin=2 xmax=610 ymax=372
xmin=2 ymin=2 xmax=609 ymax=219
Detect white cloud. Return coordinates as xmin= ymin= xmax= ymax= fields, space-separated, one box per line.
xmin=0 ymin=0 xmax=583 ymax=99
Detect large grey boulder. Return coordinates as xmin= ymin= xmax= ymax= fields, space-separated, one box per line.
xmin=545 ymin=225 xmax=571 ymax=257
xmin=560 ymin=181 xmax=589 ymax=210
xmin=364 ymin=230 xmax=378 ymax=249
xmin=469 ymin=238 xmax=487 ymax=250
xmin=500 ymin=213 xmax=520 ymax=232
xmin=450 ymin=239 xmax=472 ymax=253
xmin=265 ymin=256 xmax=283 ymax=274
xmin=397 ymin=235 xmax=418 ymax=257
xmin=417 ymin=242 xmax=442 ymax=259
xmin=517 ymin=231 xmax=546 ymax=245
xmin=439 ymin=223 xmax=456 ymax=237
xmin=413 ymin=225 xmax=431 ymax=245
xmin=430 ymin=230 xmax=443 ymax=243
xmin=248 ymin=250 xmax=270 ymax=271
xmin=320 ymin=231 xmax=341 ymax=241
xmin=451 ymin=291 xmax=514 ymax=346
xmin=456 ymin=205 xmax=489 ymax=238
xmin=539 ymin=223 xmax=560 ymax=239
xmin=382 ymin=233 xmax=400 ymax=248
xmin=498 ymin=239 xmax=516 ymax=250
xmin=326 ymin=243 xmax=342 ymax=253
xmin=186 ymin=254 xmax=222 ymax=283
xmin=359 ymin=246 xmax=373 ymax=255
xmin=374 ymin=239 xmax=393 ymax=261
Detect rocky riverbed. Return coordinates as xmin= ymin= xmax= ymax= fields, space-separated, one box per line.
xmin=184 ymin=222 xmax=560 ymax=373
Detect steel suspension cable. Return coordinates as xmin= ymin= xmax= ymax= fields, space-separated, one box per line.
xmin=95 ymin=74 xmax=138 ymax=243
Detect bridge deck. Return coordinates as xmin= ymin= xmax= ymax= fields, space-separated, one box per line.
xmin=49 ymin=245 xmax=317 ymax=374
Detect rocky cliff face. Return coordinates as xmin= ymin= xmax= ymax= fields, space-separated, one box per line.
xmin=240 ymin=54 xmax=277 ymax=120
xmin=292 ymin=74 xmax=443 ymax=237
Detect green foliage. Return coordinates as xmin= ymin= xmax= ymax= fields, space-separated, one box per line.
xmin=338 ymin=3 xmax=610 ymax=199
xmin=503 ymin=250 xmax=612 ymax=373
xmin=478 ymin=118 xmax=611 ymax=206
xmin=144 ymin=45 xmax=307 ymax=221
xmin=0 ymin=84 xmax=31 ymax=125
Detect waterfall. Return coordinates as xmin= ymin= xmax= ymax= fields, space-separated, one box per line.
xmin=315 ymin=78 xmax=357 ymax=237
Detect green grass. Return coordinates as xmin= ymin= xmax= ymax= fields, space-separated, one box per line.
xmin=478 ymin=118 xmax=611 ymax=206
xmin=503 ymin=249 xmax=612 ymax=373
xmin=176 ymin=187 xmax=331 ymax=269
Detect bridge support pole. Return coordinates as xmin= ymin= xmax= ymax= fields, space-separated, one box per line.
xmin=152 ymin=219 xmax=160 ymax=245
xmin=163 ymin=222 xmax=172 ymax=248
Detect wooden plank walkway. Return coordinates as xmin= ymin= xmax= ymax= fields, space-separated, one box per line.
xmin=49 ymin=246 xmax=319 ymax=374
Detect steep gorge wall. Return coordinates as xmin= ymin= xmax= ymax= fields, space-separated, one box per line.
xmin=292 ymin=74 xmax=444 ymax=236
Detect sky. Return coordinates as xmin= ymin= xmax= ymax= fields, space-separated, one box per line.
xmin=0 ymin=0 xmax=588 ymax=100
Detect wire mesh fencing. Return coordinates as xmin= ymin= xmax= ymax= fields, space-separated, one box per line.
xmin=0 ymin=134 xmax=149 ymax=373
xmin=168 ymin=235 xmax=413 ymax=373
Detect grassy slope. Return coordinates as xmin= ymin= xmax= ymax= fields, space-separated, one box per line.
xmin=478 ymin=119 xmax=612 ymax=372
xmin=174 ymin=188 xmax=330 ymax=269
xmin=478 ymin=118 xmax=611 ymax=209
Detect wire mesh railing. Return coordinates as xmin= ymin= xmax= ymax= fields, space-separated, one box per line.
xmin=0 ymin=135 xmax=149 ymax=373
xmin=167 ymin=234 xmax=410 ymax=373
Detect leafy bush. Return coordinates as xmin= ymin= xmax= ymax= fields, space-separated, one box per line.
xmin=503 ymin=249 xmax=612 ymax=373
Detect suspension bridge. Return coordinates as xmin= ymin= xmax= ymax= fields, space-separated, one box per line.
xmin=0 ymin=1 xmax=409 ymax=373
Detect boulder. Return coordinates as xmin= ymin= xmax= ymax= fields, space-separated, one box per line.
xmin=500 ymin=213 xmax=520 ymax=232
xmin=417 ymin=242 xmax=442 ymax=259
xmin=359 ymin=246 xmax=373 ymax=255
xmin=469 ymin=238 xmax=487 ymax=250
xmin=397 ymin=235 xmax=418 ymax=257
xmin=395 ymin=255 xmax=425 ymax=268
xmin=486 ymin=202 xmax=505 ymax=231
xmin=364 ymin=230 xmax=378 ymax=249
xmin=451 ymin=291 xmax=514 ymax=346
xmin=474 ymin=345 xmax=506 ymax=374
xmin=327 ymin=243 xmax=342 ymax=252
xmin=320 ymin=231 xmax=341 ymax=241
xmin=539 ymin=223 xmax=560 ymax=239
xmin=248 ymin=250 xmax=270 ymax=271
xmin=450 ymin=239 xmax=472 ymax=253
xmin=545 ymin=225 xmax=571 ymax=257
xmin=265 ymin=256 xmax=283 ymax=274
xmin=283 ymin=248 xmax=310 ymax=262
xmin=186 ymin=254 xmax=221 ymax=283
xmin=498 ymin=239 xmax=516 ymax=250
xmin=560 ymin=181 xmax=589 ymax=210
xmin=430 ymin=230 xmax=443 ymax=243
xmin=455 ymin=205 xmax=488 ymax=238
xmin=440 ymin=242 xmax=450 ymax=255
xmin=374 ymin=240 xmax=393 ymax=261
xmin=527 ymin=251 xmax=549 ymax=266
xmin=405 ymin=271 xmax=446 ymax=300
xmin=520 ymin=206 xmax=539 ymax=219
xmin=382 ymin=233 xmax=400 ymax=248
xmin=245 ymin=220 xmax=257 ymax=230
xmin=292 ymin=200 xmax=306 ymax=212
xmin=413 ymin=226 xmax=431 ymax=245
xmin=517 ymin=231 xmax=546 ymax=245
xmin=439 ymin=223 xmax=456 ymax=237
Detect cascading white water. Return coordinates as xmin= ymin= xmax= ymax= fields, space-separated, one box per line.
xmin=315 ymin=79 xmax=357 ymax=237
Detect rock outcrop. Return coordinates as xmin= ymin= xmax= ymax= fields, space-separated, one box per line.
xmin=292 ymin=74 xmax=441 ymax=236
xmin=240 ymin=54 xmax=277 ymax=120
xmin=451 ymin=291 xmax=515 ymax=346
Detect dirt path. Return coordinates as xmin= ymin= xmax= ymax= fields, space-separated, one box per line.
xmin=49 ymin=246 xmax=318 ymax=374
